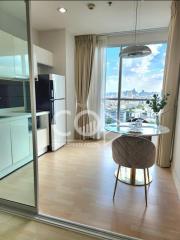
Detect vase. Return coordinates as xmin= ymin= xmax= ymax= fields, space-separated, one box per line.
xmin=155 ymin=113 xmax=160 ymax=126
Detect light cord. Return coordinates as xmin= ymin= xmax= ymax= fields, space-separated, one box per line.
xmin=135 ymin=0 xmax=138 ymax=44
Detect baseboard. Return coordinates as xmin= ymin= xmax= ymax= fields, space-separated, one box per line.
xmin=172 ymin=168 xmax=180 ymax=199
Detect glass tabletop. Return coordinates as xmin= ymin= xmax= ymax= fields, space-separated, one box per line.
xmin=105 ymin=123 xmax=169 ymax=136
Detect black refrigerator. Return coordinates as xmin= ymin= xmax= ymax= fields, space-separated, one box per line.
xmin=35 ymin=74 xmax=66 ymax=151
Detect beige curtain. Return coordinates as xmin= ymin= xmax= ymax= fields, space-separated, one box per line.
xmin=157 ymin=0 xmax=180 ymax=167
xmin=74 ymin=35 xmax=96 ymax=140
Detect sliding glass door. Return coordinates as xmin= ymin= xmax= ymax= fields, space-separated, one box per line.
xmin=0 ymin=1 xmax=37 ymax=211
xmin=105 ymin=43 xmax=167 ymax=126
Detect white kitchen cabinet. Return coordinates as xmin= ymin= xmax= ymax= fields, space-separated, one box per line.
xmin=0 ymin=123 xmax=12 ymax=171
xmin=33 ymin=45 xmax=54 ymax=79
xmin=37 ymin=128 xmax=49 ymax=156
xmin=34 ymin=45 xmax=53 ymax=67
xmin=29 ymin=112 xmax=50 ymax=156
xmin=0 ymin=30 xmax=15 ymax=78
xmin=11 ymin=119 xmax=30 ymax=163
xmin=29 ymin=128 xmax=49 ymax=157
xmin=0 ymin=113 xmax=49 ymax=178
xmin=0 ymin=30 xmax=29 ymax=80
xmin=13 ymin=36 xmax=29 ymax=79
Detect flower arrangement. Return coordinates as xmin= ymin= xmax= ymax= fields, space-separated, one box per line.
xmin=146 ymin=93 xmax=170 ymax=125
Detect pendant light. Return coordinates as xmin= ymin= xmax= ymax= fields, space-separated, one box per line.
xmin=120 ymin=1 xmax=152 ymax=58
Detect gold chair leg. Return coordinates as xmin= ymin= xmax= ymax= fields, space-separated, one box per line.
xmin=113 ymin=165 xmax=121 ymax=200
xmin=143 ymin=169 xmax=147 ymax=206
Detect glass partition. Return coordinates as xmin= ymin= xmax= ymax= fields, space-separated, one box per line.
xmin=0 ymin=1 xmax=36 ymax=207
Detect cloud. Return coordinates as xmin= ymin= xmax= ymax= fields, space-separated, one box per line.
xmin=106 ymin=43 xmax=167 ymax=94
xmin=149 ymin=44 xmax=162 ymax=56
xmin=106 ymin=60 xmax=119 ymax=76
xmin=121 ymin=70 xmax=164 ymax=93
xmin=106 ymin=75 xmax=119 ymax=93
xmin=124 ymin=44 xmax=163 ymax=75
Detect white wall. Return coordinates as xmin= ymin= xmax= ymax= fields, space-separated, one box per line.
xmin=32 ymin=28 xmax=40 ymax=45
xmin=65 ymin=30 xmax=76 ymax=141
xmin=38 ymin=29 xmax=75 ymax=141
xmin=38 ymin=29 xmax=66 ymax=75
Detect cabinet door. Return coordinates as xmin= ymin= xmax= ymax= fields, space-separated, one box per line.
xmin=0 ymin=30 xmax=15 ymax=78
xmin=0 ymin=123 xmax=12 ymax=171
xmin=13 ymin=36 xmax=29 ymax=79
xmin=34 ymin=45 xmax=53 ymax=67
xmin=11 ymin=119 xmax=30 ymax=163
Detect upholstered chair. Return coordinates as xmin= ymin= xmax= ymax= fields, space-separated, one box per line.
xmin=112 ymin=135 xmax=156 ymax=206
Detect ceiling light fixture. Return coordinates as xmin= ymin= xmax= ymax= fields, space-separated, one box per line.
xmin=57 ymin=7 xmax=67 ymax=13
xmin=120 ymin=1 xmax=151 ymax=58
xmin=87 ymin=3 xmax=95 ymax=10
xmin=108 ymin=1 xmax=112 ymax=6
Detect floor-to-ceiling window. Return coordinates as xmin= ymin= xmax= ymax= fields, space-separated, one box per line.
xmin=105 ymin=43 xmax=167 ymax=125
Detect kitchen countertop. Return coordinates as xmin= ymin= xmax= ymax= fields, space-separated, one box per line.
xmin=0 ymin=111 xmax=49 ymax=123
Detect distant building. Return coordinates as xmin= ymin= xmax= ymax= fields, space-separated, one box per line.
xmin=120 ymin=110 xmax=126 ymax=122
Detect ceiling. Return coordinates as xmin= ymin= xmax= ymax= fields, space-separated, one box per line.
xmin=0 ymin=1 xmax=26 ymax=21
xmin=31 ymin=1 xmax=171 ymax=35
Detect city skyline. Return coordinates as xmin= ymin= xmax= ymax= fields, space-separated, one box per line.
xmin=106 ymin=88 xmax=161 ymax=98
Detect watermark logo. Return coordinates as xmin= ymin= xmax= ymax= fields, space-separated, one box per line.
xmin=51 ymin=109 xmax=119 ymax=147
xmin=74 ymin=110 xmax=101 ymax=137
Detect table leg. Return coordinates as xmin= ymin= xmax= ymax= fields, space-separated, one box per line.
xmin=130 ymin=168 xmax=136 ymax=185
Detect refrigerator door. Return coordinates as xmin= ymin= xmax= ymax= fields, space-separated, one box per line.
xmin=50 ymin=74 xmax=65 ymax=100
xmin=51 ymin=99 xmax=66 ymax=151
xmin=35 ymin=77 xmax=52 ymax=111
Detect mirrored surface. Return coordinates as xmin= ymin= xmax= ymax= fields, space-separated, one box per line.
xmin=0 ymin=1 xmax=35 ymax=206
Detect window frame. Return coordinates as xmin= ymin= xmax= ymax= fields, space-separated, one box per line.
xmin=105 ymin=42 xmax=167 ymax=125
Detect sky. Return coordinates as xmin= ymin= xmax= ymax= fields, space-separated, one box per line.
xmin=105 ymin=43 xmax=167 ymax=94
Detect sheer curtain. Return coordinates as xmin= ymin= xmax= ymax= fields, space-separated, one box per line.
xmin=88 ymin=37 xmax=107 ymax=140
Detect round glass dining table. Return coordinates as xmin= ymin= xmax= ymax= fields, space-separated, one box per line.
xmin=105 ymin=123 xmax=170 ymax=186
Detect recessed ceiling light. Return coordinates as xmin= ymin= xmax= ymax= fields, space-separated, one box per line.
xmin=87 ymin=3 xmax=95 ymax=10
xmin=57 ymin=7 xmax=67 ymax=13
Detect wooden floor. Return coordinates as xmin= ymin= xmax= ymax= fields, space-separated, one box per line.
xmin=0 ymin=211 xmax=98 ymax=240
xmin=0 ymin=164 xmax=34 ymax=206
xmin=38 ymin=141 xmax=180 ymax=240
